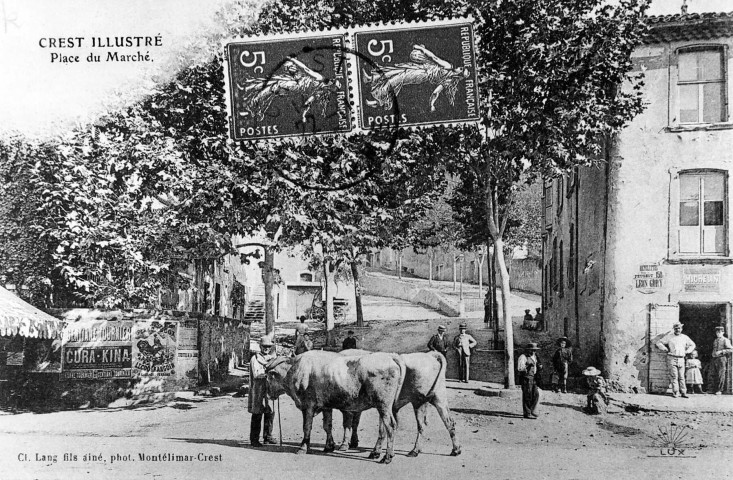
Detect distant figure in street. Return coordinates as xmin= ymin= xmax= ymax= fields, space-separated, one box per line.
xmin=249 ymin=335 xmax=276 ymax=447
xmin=582 ymin=366 xmax=608 ymax=415
xmin=711 ymin=326 xmax=733 ymax=395
xmin=453 ymin=323 xmax=477 ymax=383
xmin=341 ymin=330 xmax=357 ymax=350
xmin=552 ymin=337 xmax=573 ymax=393
xmin=685 ymin=350 xmax=704 ymax=394
xmin=483 ymin=294 xmax=491 ymax=324
xmin=518 ymin=343 xmax=542 ymax=419
xmin=294 ymin=316 xmax=311 ymax=355
xmin=534 ymin=308 xmax=544 ymax=331
xmin=655 ymin=322 xmax=696 ymax=398
xmin=427 ymin=325 xmax=449 ymax=357
xmin=523 ymin=309 xmax=534 ymax=330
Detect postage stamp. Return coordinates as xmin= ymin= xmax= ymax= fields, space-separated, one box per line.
xmin=223 ymin=33 xmax=353 ymax=141
xmin=354 ymin=20 xmax=481 ymax=131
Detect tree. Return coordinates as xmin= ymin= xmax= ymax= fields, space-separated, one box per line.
xmin=436 ymin=0 xmax=649 ymax=387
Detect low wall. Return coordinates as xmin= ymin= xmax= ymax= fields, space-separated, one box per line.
xmin=508 ymin=258 xmax=542 ymax=295
xmin=446 ymin=348 xmax=505 ymax=383
xmin=362 ymin=274 xmax=463 ymax=317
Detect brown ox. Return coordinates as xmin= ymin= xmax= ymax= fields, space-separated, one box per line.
xmin=265 ymin=350 xmax=406 ymax=464
xmin=339 ymin=350 xmax=461 ymax=457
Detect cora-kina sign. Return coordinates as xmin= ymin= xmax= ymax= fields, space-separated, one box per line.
xmin=221 ymin=18 xmax=481 ymax=141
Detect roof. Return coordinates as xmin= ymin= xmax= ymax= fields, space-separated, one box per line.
xmin=0 ymin=287 xmax=65 ymax=339
xmin=645 ymin=11 xmax=733 ymax=44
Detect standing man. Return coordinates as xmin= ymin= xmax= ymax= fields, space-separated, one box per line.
xmin=249 ymin=335 xmax=277 ymax=447
xmin=427 ymin=325 xmax=449 ymax=357
xmin=711 ymin=326 xmax=733 ymax=395
xmin=341 ymin=330 xmax=357 ymax=350
xmin=518 ymin=343 xmax=542 ymax=419
xmin=453 ymin=323 xmax=477 ymax=383
xmin=551 ymin=336 xmax=573 ymax=393
xmin=655 ymin=322 xmax=696 ymax=398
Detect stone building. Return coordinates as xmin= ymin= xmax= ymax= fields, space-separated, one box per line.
xmin=542 ymin=11 xmax=733 ymax=393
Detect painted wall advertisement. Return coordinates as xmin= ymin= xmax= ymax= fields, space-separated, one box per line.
xmin=62 ymin=319 xmax=183 ymax=379
xmin=634 ymin=264 xmax=663 ymax=293
xmin=61 ymin=320 xmax=134 ymax=379
xmin=683 ymin=266 xmax=721 ymax=293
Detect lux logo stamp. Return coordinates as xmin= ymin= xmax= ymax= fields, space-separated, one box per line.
xmin=224 ymin=34 xmax=352 ymax=141
xmin=354 ymin=21 xmax=480 ymax=131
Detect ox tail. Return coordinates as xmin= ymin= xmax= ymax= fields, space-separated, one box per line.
xmin=390 ymin=354 xmax=407 ymax=431
xmin=425 ymin=350 xmax=447 ymax=400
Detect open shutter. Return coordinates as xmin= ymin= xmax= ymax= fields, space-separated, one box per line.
xmin=647 ymin=303 xmax=679 ymax=394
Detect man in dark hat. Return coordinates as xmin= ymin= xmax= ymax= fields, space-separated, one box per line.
xmin=518 ymin=343 xmax=542 ymax=419
xmin=342 ymin=330 xmax=357 ymax=350
xmin=711 ymin=326 xmax=733 ymax=395
xmin=454 ymin=323 xmax=477 ymax=383
xmin=428 ymin=325 xmax=450 ymax=357
xmin=551 ymin=337 xmax=573 ymax=393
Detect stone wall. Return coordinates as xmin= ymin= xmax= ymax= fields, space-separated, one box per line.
xmin=361 ymin=273 xmax=463 ymax=317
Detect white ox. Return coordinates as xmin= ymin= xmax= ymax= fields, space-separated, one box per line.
xmin=340 ymin=350 xmax=461 ymax=457
xmin=265 ymin=350 xmax=406 ymax=464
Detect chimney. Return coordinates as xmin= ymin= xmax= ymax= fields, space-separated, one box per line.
xmin=681 ymin=0 xmax=688 ymax=14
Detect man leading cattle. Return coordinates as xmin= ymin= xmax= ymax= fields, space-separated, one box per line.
xmin=265 ymin=350 xmax=406 ymax=464
xmin=249 ymin=335 xmax=277 ymax=447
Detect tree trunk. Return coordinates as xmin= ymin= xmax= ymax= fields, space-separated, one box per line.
xmin=263 ymin=248 xmax=275 ymax=335
xmin=452 ymin=249 xmax=457 ymax=291
xmin=397 ymin=250 xmax=402 ymax=279
xmin=351 ymin=259 xmax=364 ymax=328
xmin=491 ymin=246 xmax=500 ymax=348
xmin=494 ymin=238 xmax=515 ymax=388
xmin=428 ymin=250 xmax=433 ymax=287
xmin=478 ymin=251 xmax=485 ymax=291
xmin=323 ymin=260 xmax=335 ymax=346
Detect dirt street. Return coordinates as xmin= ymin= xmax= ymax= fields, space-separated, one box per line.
xmin=1 ymin=382 xmax=730 ymax=480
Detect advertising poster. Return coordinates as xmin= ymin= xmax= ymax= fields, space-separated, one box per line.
xmin=132 ymin=321 xmax=177 ymax=377
xmin=61 ymin=320 xmax=134 ymax=379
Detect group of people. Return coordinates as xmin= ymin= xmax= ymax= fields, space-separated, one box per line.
xmin=517 ymin=339 xmax=609 ymax=418
xmin=521 ymin=308 xmax=544 ymax=331
xmin=655 ymin=323 xmax=732 ymax=397
xmin=427 ymin=323 xmax=477 ymax=382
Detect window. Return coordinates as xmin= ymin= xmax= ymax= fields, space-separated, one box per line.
xmin=568 ymin=225 xmax=575 ymax=289
xmin=677 ymin=171 xmax=726 ymax=255
xmin=559 ymin=241 xmax=564 ymax=297
xmin=677 ymin=47 xmax=726 ymax=124
xmin=551 ymin=237 xmax=558 ymax=291
xmin=556 ymin=176 xmax=564 ymax=214
xmin=544 ymin=180 xmax=553 ymax=230
xmin=299 ymin=272 xmax=314 ymax=282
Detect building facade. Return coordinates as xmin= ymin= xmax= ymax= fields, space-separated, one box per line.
xmin=543 ymin=12 xmax=733 ymax=393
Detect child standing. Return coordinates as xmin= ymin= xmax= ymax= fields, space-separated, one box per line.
xmin=685 ymin=350 xmax=704 ymax=394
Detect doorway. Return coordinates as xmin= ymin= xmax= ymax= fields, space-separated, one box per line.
xmin=679 ymin=303 xmax=728 ymax=392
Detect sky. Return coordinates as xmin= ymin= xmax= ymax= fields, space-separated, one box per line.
xmin=0 ymin=0 xmax=731 ymax=138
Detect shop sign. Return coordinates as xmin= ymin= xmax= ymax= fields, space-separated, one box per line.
xmin=634 ymin=263 xmax=663 ymax=293
xmin=683 ymin=266 xmax=721 ymax=293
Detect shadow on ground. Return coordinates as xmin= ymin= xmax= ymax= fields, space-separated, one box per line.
xmin=452 ymin=408 xmax=524 ymax=419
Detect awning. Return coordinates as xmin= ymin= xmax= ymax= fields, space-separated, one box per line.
xmin=0 ymin=287 xmax=65 ymax=339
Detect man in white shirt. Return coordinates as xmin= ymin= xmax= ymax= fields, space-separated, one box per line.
xmin=453 ymin=323 xmax=477 ymax=383
xmin=517 ymin=343 xmax=542 ymax=419
xmin=655 ymin=322 xmax=696 ymax=398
